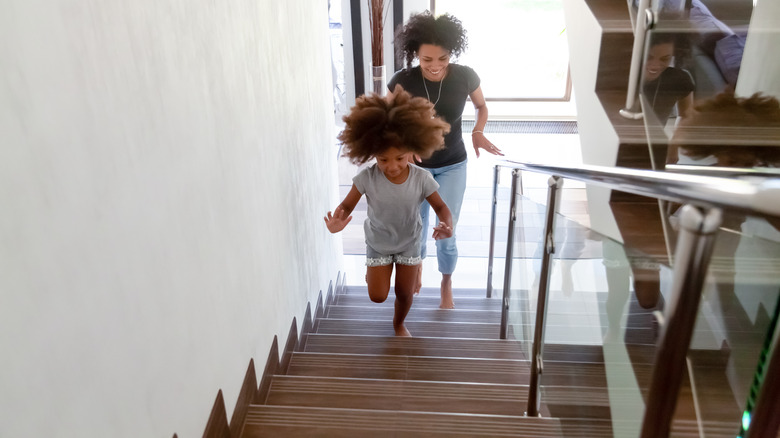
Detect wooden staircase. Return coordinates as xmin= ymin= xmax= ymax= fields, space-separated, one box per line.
xmin=238 ymin=283 xmax=617 ymax=437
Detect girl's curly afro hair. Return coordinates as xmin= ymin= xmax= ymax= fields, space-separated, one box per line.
xmin=394 ymin=11 xmax=468 ymax=70
xmin=338 ymin=89 xmax=450 ymax=165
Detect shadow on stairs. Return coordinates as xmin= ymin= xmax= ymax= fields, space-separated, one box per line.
xmin=229 ymin=278 xmax=614 ymax=437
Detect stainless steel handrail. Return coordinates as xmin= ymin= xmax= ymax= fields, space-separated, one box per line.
xmin=487 ymin=158 xmax=780 ymax=435
xmin=495 ymin=159 xmax=780 ymax=218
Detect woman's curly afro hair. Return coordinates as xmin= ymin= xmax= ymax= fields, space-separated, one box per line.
xmin=395 ymin=11 xmax=468 ymax=70
xmin=338 ymin=89 xmax=450 ymax=165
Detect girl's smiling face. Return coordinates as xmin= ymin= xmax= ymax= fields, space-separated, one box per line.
xmin=375 ymin=147 xmax=412 ymax=183
xmin=418 ymin=44 xmax=450 ymax=81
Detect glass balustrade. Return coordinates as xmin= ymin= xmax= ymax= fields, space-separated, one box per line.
xmin=493 ymin=169 xmax=779 ymax=436
xmin=494 ymin=179 xmax=659 ymax=435
xmin=633 ymin=4 xmax=780 ymax=431
xmin=663 ymin=206 xmax=780 ymax=436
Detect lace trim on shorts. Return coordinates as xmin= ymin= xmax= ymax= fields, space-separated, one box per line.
xmin=366 ymin=255 xmax=393 ymax=267
xmin=365 ymin=254 xmax=422 ymax=267
xmin=394 ymin=255 xmax=422 ymax=266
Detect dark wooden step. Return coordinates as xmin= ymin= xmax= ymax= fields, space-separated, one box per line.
xmin=301 ymin=333 xmax=621 ymax=363
xmin=324 ymin=304 xmax=501 ymax=324
xmin=336 ymin=293 xmax=660 ymax=323
xmin=286 ymin=352 xmax=529 ymax=384
xmin=265 ymin=375 xmax=627 ymax=420
xmin=285 ymin=352 xmax=621 ymax=388
xmin=343 ymin=286 xmax=489 ymax=298
xmin=343 ymin=286 xmax=668 ymax=321
xmin=301 ymin=333 xmax=525 ymax=360
xmin=314 ymin=318 xmax=501 ymax=339
xmin=265 ymin=375 xmax=527 ymax=415
xmin=334 ymin=293 xmax=502 ymax=310
xmin=314 ymin=315 xmax=660 ymax=346
xmin=242 ymin=405 xmax=602 ymax=437
xmin=327 ymin=301 xmax=660 ymax=330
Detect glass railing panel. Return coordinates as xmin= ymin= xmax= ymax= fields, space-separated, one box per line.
xmin=638 ymin=0 xmax=780 ymax=174
xmin=506 ymin=190 xmax=661 ymax=436
xmin=493 ymin=162 xmax=780 ymax=436
xmin=668 ymin=210 xmax=780 ymax=437
xmin=609 ymin=195 xmax=780 ymax=436
xmin=504 ymin=194 xmax=547 ymax=360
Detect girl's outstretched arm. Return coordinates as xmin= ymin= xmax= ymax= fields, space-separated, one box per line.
xmin=426 ymin=191 xmax=453 ymax=240
xmin=324 ymin=184 xmax=362 ymax=234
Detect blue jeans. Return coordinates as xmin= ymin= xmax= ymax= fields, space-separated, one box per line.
xmin=420 ymin=160 xmax=467 ymax=275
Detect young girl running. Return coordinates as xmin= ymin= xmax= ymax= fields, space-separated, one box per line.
xmin=324 ymin=89 xmax=454 ymax=337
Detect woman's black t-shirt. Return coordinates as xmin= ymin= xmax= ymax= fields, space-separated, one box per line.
xmin=643 ymin=67 xmax=695 ymax=122
xmin=388 ymin=64 xmax=480 ymax=168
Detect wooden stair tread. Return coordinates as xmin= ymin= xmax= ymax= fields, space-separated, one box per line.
xmin=314 ymin=318 xmax=501 ymax=339
xmin=335 ymin=293 xmax=502 ymax=310
xmin=326 ymin=303 xmax=663 ymax=330
xmin=336 ymin=294 xmax=660 ymax=322
xmin=302 ymin=333 xmax=622 ymax=363
xmin=325 ymin=304 xmax=500 ymax=324
xmin=265 ymin=375 xmax=528 ymax=415
xmin=265 ymin=375 xmax=630 ymax=415
xmin=242 ymin=405 xmax=588 ymax=437
xmin=286 ymin=352 xmax=623 ymax=387
xmin=343 ymin=285 xmax=489 ymax=298
xmin=286 ymin=351 xmax=529 ymax=384
xmin=342 ymin=285 xmax=669 ymax=314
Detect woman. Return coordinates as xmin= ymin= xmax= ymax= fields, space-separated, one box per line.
xmin=388 ymin=11 xmax=502 ymax=309
xmin=642 ymin=32 xmax=695 ymax=125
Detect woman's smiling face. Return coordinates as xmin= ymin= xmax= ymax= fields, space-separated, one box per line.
xmin=645 ymin=42 xmax=674 ymax=82
xmin=418 ymin=44 xmax=450 ymax=81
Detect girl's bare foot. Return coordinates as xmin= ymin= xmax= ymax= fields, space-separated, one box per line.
xmin=394 ymin=324 xmax=412 ymax=337
xmin=414 ymin=265 xmax=422 ymax=295
xmin=439 ymin=275 xmax=454 ymax=309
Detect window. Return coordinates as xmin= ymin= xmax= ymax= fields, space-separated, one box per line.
xmin=433 ymin=0 xmax=571 ymax=101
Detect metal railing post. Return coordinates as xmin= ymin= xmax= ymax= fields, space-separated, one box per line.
xmin=487 ymin=165 xmax=500 ymax=298
xmin=499 ymin=169 xmax=521 ymax=340
xmin=526 ymin=175 xmax=563 ymax=417
xmin=640 ymin=205 xmax=722 ymax=438
xmin=620 ymin=0 xmax=655 ymax=120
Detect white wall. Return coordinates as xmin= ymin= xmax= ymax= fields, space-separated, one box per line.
xmin=563 ymin=0 xmax=623 ymax=241
xmin=0 ymin=1 xmax=342 ymax=437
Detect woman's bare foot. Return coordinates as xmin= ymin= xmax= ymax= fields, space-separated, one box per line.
xmin=413 ymin=265 xmax=422 ymax=295
xmin=439 ymin=275 xmax=454 ymax=309
xmin=394 ymin=324 xmax=412 ymax=337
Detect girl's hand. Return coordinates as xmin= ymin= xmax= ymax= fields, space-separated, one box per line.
xmin=432 ymin=222 xmax=453 ymax=240
xmin=324 ymin=206 xmax=352 ymax=233
xmin=472 ymin=132 xmax=503 ymax=158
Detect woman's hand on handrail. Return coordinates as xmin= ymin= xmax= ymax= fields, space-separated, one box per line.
xmin=472 ymin=132 xmax=503 ymax=158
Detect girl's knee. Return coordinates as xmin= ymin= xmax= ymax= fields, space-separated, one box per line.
xmin=368 ymin=286 xmax=390 ymax=303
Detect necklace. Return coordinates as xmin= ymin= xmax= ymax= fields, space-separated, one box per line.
xmin=422 ymin=74 xmax=444 ymax=107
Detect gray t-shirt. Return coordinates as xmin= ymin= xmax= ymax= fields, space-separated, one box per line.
xmin=353 ymin=163 xmax=439 ymax=254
